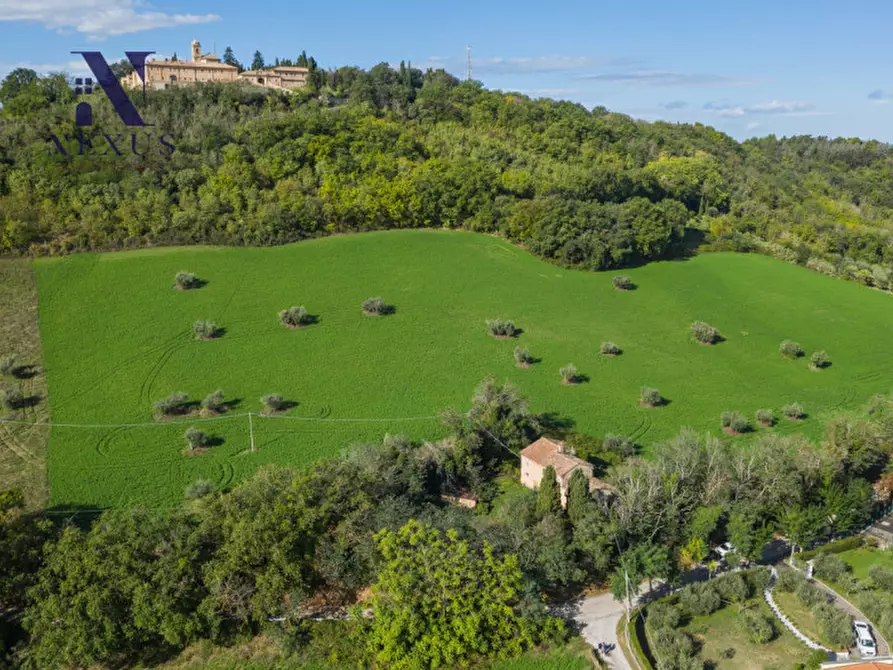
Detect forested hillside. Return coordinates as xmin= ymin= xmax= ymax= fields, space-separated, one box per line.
xmin=1 ymin=62 xmax=892 ymax=283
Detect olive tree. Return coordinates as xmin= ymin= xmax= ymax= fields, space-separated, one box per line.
xmin=486 ymin=319 xmax=517 ymax=338
xmin=721 ymin=411 xmax=749 ymax=434
xmin=600 ymin=342 xmax=621 ymax=356
xmin=0 ymin=388 xmax=23 ymax=411
xmin=174 ymin=271 xmax=201 ymax=290
xmin=612 ymin=275 xmax=633 ymax=290
xmin=153 ymin=392 xmax=188 ymax=417
xmin=810 ymin=350 xmax=829 ymax=369
xmin=183 ymin=427 xmax=209 ymax=452
xmin=783 ymin=403 xmax=805 ymax=420
xmin=513 ymin=347 xmax=533 ymax=368
xmin=362 ymin=297 xmax=390 ymax=316
xmin=279 ymin=306 xmax=311 ymax=328
xmin=200 ymin=390 xmax=225 ymax=414
xmin=640 ymin=387 xmax=662 ymax=407
xmin=193 ymin=320 xmax=220 ymax=340
xmin=755 ymin=409 xmax=775 ymax=427
xmin=261 ymin=394 xmax=285 ymax=414
xmin=691 ymin=321 xmax=720 ymax=345
xmin=559 ymin=364 xmax=578 ymax=385
xmin=779 ymin=340 xmax=804 ymax=359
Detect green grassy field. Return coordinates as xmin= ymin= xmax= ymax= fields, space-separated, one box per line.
xmin=838 ymin=547 xmax=893 ymax=580
xmin=34 ymin=230 xmax=893 ymax=508
xmin=666 ymin=599 xmax=810 ymax=669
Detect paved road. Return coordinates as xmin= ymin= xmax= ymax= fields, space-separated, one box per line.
xmin=570 ymin=592 xmax=633 ymax=670
xmin=811 ymin=576 xmax=891 ymax=657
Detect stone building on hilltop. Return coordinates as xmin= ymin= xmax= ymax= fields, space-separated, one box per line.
xmin=122 ymin=40 xmax=308 ymax=92
xmin=520 ymin=436 xmax=612 ymax=508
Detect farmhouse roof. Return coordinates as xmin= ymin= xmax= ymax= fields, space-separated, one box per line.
xmin=521 ymin=437 xmax=591 ymax=479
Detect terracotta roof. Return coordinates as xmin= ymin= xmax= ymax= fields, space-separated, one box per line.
xmin=521 ymin=437 xmax=592 ymax=479
xmin=147 ymin=60 xmax=236 ymax=70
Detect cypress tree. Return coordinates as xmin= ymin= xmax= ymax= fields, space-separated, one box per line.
xmin=536 ymin=465 xmax=561 ymax=517
xmin=566 ymin=468 xmax=589 ymax=524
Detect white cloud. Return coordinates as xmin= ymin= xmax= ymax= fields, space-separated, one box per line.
xmin=0 ymin=0 xmax=220 ymax=40
xmin=420 ymin=54 xmax=605 ymax=76
xmin=746 ymin=122 xmax=760 ymax=130
xmin=868 ymin=89 xmax=891 ymax=104
xmin=577 ymin=69 xmax=754 ymax=87
xmin=703 ymin=99 xmax=820 ymax=117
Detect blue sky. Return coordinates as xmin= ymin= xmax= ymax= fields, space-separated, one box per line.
xmin=0 ymin=0 xmax=891 ymax=141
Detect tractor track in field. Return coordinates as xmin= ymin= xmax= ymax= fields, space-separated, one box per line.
xmin=94 ymin=426 xmax=128 ymax=457
xmin=138 ymin=338 xmax=188 ymax=405
xmin=54 ymin=331 xmax=186 ymax=409
xmin=0 ymin=421 xmax=41 ymax=465
xmin=216 ymin=461 xmax=235 ymax=490
xmin=628 ymin=410 xmax=653 ymax=444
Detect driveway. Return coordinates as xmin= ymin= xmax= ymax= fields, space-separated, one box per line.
xmin=570 ymin=592 xmax=633 ymax=670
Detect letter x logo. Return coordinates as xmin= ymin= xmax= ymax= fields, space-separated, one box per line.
xmin=71 ymin=51 xmax=155 ymax=127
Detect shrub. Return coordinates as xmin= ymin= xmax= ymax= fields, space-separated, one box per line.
xmin=261 ymin=394 xmax=285 ymax=414
xmin=720 ymin=411 xmax=749 ymax=434
xmin=640 ymin=387 xmax=662 ymax=407
xmin=691 ymin=321 xmax=720 ymax=344
xmin=783 ymin=403 xmax=805 ymax=420
xmin=648 ymin=602 xmax=681 ymax=630
xmin=559 ymin=364 xmax=578 ymax=385
xmin=0 ymin=355 xmax=16 ymax=377
xmin=279 ymin=306 xmax=311 ymax=328
xmin=742 ymin=609 xmax=775 ymax=644
xmin=0 ymin=389 xmax=23 ymax=411
xmin=185 ymin=479 xmax=215 ymax=499
xmin=486 ymin=319 xmax=517 ymax=338
xmin=612 ymin=275 xmax=633 ymax=290
xmin=513 ymin=347 xmax=533 ymax=368
xmin=810 ymin=350 xmax=829 ymax=369
xmin=795 ymin=581 xmax=828 ymax=608
xmin=714 ymin=572 xmax=751 ymax=603
xmin=780 ymin=340 xmax=804 ymax=359
xmin=154 ymin=392 xmax=188 ymax=416
xmin=603 ymin=434 xmax=635 ymax=457
xmin=600 ymin=342 xmax=621 ymax=356
xmin=651 ymin=626 xmax=695 ymax=659
xmin=776 ymin=567 xmax=806 ymax=593
xmin=174 ymin=271 xmax=201 ymax=290
xmin=201 ymin=389 xmax=225 ymax=414
xmin=183 ymin=427 xmax=209 ymax=451
xmin=679 ymin=582 xmax=721 ymax=617
xmin=813 ymin=554 xmax=849 ymax=583
xmin=869 ymin=565 xmax=893 ymax=592
xmin=362 ymin=297 xmax=389 ymax=316
xmin=193 ymin=320 xmax=219 ymax=340
xmin=812 ymin=602 xmax=854 ymax=649
xmin=755 ymin=408 xmax=775 ymax=427
xmin=799 ymin=536 xmax=864 ymax=561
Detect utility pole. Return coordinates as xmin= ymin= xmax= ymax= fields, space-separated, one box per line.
xmin=466 ymin=45 xmax=472 ymax=81
xmin=248 ymin=412 xmax=255 ymax=452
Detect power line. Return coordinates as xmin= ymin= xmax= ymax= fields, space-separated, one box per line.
xmin=0 ymin=412 xmax=441 ymax=429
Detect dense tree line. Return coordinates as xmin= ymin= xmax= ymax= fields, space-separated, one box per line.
xmin=1 ymin=62 xmax=890 ymax=279
xmin=2 ymin=380 xmax=892 ymax=667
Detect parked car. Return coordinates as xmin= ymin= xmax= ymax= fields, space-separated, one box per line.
xmin=854 ymin=620 xmax=877 ymax=657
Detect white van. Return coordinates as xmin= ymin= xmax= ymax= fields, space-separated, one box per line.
xmin=854 ymin=621 xmax=877 ymax=657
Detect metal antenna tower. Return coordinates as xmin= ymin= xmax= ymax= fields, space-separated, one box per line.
xmin=466 ymin=45 xmax=472 ymax=81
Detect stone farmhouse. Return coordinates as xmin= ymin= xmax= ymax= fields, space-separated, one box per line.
xmin=122 ymin=40 xmax=308 ymax=92
xmin=520 ymin=436 xmax=612 ymax=508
